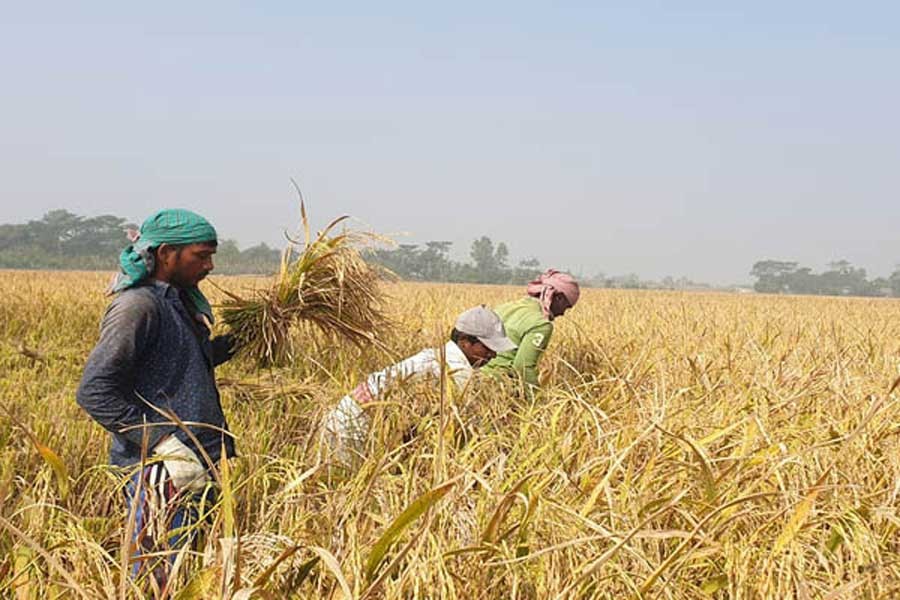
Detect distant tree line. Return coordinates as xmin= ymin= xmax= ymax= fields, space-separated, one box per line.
xmin=583 ymin=272 xmax=714 ymax=291
xmin=17 ymin=212 xmax=899 ymax=298
xmin=365 ymin=236 xmax=544 ymax=284
xmin=0 ymin=210 xmax=281 ymax=274
xmin=0 ymin=211 xmax=546 ymax=283
xmin=750 ymin=259 xmax=900 ymax=297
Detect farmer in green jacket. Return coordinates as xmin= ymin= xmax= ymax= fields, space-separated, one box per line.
xmin=482 ymin=269 xmax=580 ymax=392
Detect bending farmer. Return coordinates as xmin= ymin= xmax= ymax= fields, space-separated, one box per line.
xmin=322 ymin=305 xmax=515 ymax=468
xmin=482 ymin=269 xmax=580 ymax=393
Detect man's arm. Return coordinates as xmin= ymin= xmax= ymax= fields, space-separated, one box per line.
xmin=365 ymin=349 xmax=437 ymax=397
xmin=76 ymin=292 xmax=175 ymax=449
xmin=511 ymin=323 xmax=554 ymax=389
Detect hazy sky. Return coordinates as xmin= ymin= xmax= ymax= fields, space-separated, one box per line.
xmin=2 ymin=2 xmax=899 ymax=283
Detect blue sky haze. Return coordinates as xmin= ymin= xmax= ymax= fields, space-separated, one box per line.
xmin=2 ymin=2 xmax=898 ymax=283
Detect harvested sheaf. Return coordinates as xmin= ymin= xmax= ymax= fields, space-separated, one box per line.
xmin=219 ymin=204 xmax=393 ymax=366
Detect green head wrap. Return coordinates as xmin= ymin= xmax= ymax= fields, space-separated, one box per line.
xmin=110 ymin=209 xmax=218 ymax=321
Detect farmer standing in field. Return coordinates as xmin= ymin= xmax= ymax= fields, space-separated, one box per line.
xmin=76 ymin=209 xmax=236 ymax=593
xmin=322 ymin=305 xmax=515 ymax=468
xmin=481 ymin=269 xmax=580 ymax=394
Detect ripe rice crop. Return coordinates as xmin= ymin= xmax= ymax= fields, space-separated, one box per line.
xmin=219 ymin=204 xmax=393 ymax=366
xmin=1 ymin=270 xmax=899 ymax=598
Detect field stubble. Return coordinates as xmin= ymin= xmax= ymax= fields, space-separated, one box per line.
xmin=0 ymin=270 xmax=898 ymax=598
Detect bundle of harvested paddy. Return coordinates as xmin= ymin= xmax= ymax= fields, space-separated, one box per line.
xmin=219 ymin=203 xmax=393 ymax=366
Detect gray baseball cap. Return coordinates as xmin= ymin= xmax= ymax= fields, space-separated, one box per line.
xmin=455 ymin=305 xmax=516 ymax=353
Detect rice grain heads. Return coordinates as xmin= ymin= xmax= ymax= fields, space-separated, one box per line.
xmin=219 ymin=205 xmax=393 ymax=366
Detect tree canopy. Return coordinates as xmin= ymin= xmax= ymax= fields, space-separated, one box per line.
xmin=365 ymin=237 xmax=543 ymax=285
xmin=0 ymin=211 xmax=545 ymax=284
xmin=749 ymin=258 xmax=892 ymax=297
xmin=0 ymin=210 xmax=280 ymax=274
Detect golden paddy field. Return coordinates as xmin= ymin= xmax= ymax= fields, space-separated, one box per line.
xmin=1 ymin=270 xmax=899 ymax=598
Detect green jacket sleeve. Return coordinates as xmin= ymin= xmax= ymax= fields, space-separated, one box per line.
xmin=512 ymin=322 xmax=553 ymax=388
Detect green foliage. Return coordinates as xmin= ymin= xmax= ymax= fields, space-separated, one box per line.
xmin=750 ymin=258 xmax=891 ymax=297
xmin=0 ymin=210 xmax=281 ymax=274
xmin=367 ymin=236 xmax=542 ymax=285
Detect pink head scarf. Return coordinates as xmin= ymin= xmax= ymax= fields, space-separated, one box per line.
xmin=526 ymin=269 xmax=580 ymax=320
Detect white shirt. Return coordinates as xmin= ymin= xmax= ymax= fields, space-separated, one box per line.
xmin=322 ymin=341 xmax=474 ymax=466
xmin=363 ymin=341 xmax=473 ymax=399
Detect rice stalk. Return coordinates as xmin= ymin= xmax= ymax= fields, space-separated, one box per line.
xmin=5 ymin=270 xmax=900 ymax=597
xmin=219 ymin=199 xmax=394 ymax=366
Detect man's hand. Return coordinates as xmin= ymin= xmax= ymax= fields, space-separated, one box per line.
xmin=211 ymin=333 xmax=238 ymax=366
xmin=153 ymin=436 xmax=209 ymax=493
